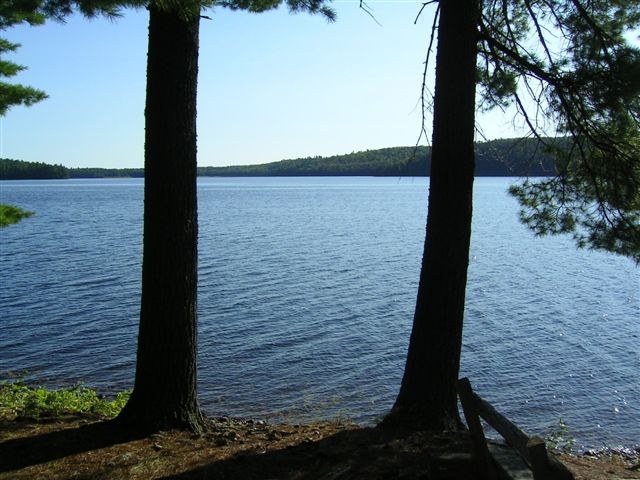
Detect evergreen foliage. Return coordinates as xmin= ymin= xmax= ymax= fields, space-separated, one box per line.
xmin=477 ymin=0 xmax=640 ymax=261
xmin=0 ymin=38 xmax=47 ymax=115
xmin=2 ymin=138 xmax=560 ymax=178
xmin=198 ymin=138 xmax=559 ymax=177
xmin=1 ymin=1 xmax=133 ymax=116
xmin=0 ymin=203 xmax=34 ymax=227
xmin=0 ymin=157 xmax=68 ymax=179
xmin=0 ymin=0 xmax=124 ymax=27
xmin=60 ymin=138 xmax=559 ymax=178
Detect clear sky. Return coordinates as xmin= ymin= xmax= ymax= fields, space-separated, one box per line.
xmin=2 ymin=1 xmax=525 ymax=169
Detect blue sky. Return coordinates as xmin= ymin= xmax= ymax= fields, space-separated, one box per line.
xmin=3 ymin=1 xmax=526 ymax=169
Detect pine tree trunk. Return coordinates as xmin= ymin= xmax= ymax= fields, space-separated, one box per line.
xmin=386 ymin=0 xmax=479 ymax=431
xmin=118 ymin=4 xmax=205 ymax=434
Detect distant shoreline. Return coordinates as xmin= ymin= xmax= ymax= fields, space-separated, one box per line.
xmin=1 ymin=173 xmax=553 ymax=180
xmin=2 ymin=137 xmax=563 ymax=180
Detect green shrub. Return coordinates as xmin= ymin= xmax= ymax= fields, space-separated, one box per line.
xmin=545 ymin=417 xmax=575 ymax=454
xmin=0 ymin=382 xmax=130 ymax=419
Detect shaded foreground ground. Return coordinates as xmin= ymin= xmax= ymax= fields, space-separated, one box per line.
xmin=1 ymin=415 xmax=638 ymax=480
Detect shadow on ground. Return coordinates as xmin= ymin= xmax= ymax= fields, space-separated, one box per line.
xmin=0 ymin=417 xmax=476 ymax=480
xmin=0 ymin=416 xmax=633 ymax=479
xmin=0 ymin=417 xmax=144 ymax=473
xmin=158 ymin=427 xmax=475 ymax=480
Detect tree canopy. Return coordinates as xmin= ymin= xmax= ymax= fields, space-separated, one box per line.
xmin=1 ymin=1 xmax=135 ymax=115
xmin=0 ymin=157 xmax=69 ymax=178
xmin=0 ymin=3 xmax=47 ymax=115
xmin=475 ymin=0 xmax=640 ymax=262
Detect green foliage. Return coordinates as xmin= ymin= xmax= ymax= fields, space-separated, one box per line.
xmin=217 ymin=0 xmax=335 ymax=21
xmin=0 ymin=37 xmax=48 ymax=116
xmin=0 ymin=158 xmax=69 ymax=179
xmin=200 ymin=147 xmax=423 ymax=177
xmin=509 ymin=139 xmax=640 ymax=262
xmin=0 ymin=1 xmax=128 ymax=27
xmin=0 ymin=1 xmax=46 ymax=29
xmin=0 ymin=381 xmax=130 ymax=419
xmin=0 ymin=203 xmax=34 ymax=227
xmin=477 ymin=0 xmax=640 ymax=262
xmin=197 ymin=138 xmax=558 ymax=177
xmin=64 ymin=138 xmax=559 ymax=178
xmin=545 ymin=417 xmax=575 ymax=454
xmin=144 ymin=0 xmax=335 ymax=21
xmin=0 ymin=1 xmax=133 ymax=116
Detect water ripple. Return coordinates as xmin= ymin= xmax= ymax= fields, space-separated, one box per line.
xmin=0 ymin=177 xmax=637 ymax=450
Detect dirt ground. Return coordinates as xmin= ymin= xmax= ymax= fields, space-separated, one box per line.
xmin=1 ymin=415 xmax=638 ymax=480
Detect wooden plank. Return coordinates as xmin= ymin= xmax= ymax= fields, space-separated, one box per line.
xmin=458 ymin=378 xmax=575 ymax=480
xmin=488 ymin=442 xmax=534 ymax=480
xmin=475 ymin=395 xmax=531 ymax=465
xmin=527 ymin=437 xmax=574 ymax=480
xmin=457 ymin=378 xmax=498 ymax=480
xmin=527 ymin=436 xmax=550 ymax=479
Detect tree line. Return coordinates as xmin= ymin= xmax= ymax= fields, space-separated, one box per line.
xmin=0 ymin=158 xmax=68 ymax=179
xmin=199 ymin=138 xmax=560 ymax=177
xmin=2 ymin=137 xmax=561 ymax=179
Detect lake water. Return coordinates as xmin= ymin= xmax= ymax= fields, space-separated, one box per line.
xmin=0 ymin=177 xmax=638 ymax=451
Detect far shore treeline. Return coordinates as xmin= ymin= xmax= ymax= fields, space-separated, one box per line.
xmin=0 ymin=158 xmax=69 ymax=179
xmin=1 ymin=137 xmax=559 ymax=180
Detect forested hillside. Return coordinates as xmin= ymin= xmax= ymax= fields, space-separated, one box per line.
xmin=1 ymin=138 xmax=562 ymax=179
xmin=0 ymin=158 xmax=68 ymax=179
xmin=199 ymin=138 xmax=560 ymax=177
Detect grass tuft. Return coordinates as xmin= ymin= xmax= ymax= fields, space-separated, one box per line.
xmin=0 ymin=382 xmax=130 ymax=419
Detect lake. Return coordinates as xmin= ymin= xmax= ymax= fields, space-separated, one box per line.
xmin=0 ymin=177 xmax=638 ymax=451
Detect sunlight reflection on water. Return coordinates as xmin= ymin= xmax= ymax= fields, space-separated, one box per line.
xmin=1 ymin=177 xmax=638 ymax=450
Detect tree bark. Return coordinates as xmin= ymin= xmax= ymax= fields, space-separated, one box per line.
xmin=385 ymin=0 xmax=479 ymax=431
xmin=118 ymin=4 xmax=205 ymax=434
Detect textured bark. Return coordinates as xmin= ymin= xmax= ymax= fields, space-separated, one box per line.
xmin=118 ymin=4 xmax=205 ymax=434
xmin=386 ymin=0 xmax=479 ymax=431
